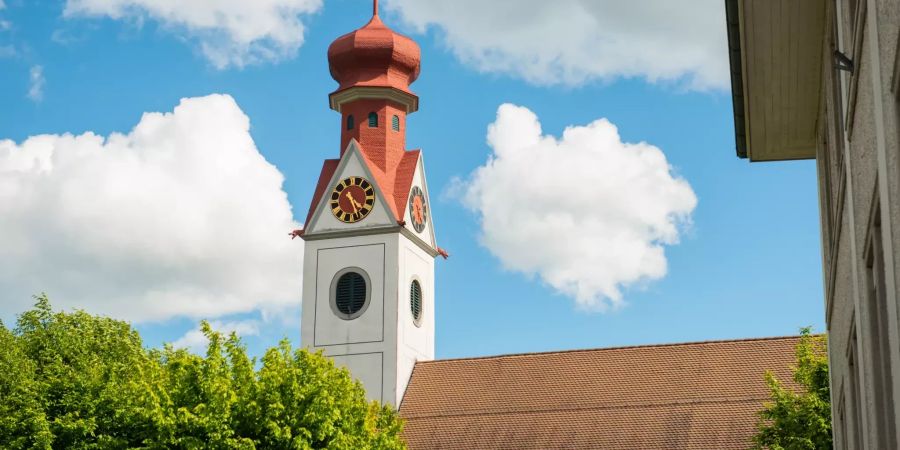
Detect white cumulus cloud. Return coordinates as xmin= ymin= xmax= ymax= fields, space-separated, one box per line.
xmin=0 ymin=94 xmax=302 ymax=322
xmin=27 ymin=65 xmax=44 ymax=101
xmin=63 ymin=0 xmax=323 ymax=69
xmin=171 ymin=319 xmax=261 ymax=354
xmin=457 ymin=104 xmax=697 ymax=310
xmin=385 ymin=0 xmax=728 ymax=90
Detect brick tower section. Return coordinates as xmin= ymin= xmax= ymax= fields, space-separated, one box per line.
xmin=339 ymin=101 xmax=406 ymax=173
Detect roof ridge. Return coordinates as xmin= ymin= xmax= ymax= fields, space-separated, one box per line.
xmin=417 ymin=334 xmax=803 ymax=364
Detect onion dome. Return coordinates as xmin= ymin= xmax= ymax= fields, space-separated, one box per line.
xmin=327 ymin=5 xmax=421 ymax=95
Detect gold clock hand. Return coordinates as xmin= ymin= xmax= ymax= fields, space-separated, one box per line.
xmin=413 ymin=198 xmax=424 ymax=222
xmin=345 ymin=191 xmax=359 ymax=213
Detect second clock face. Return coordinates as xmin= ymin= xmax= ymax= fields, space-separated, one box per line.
xmin=330 ymin=176 xmax=376 ymax=223
xmin=408 ymin=186 xmax=427 ymax=233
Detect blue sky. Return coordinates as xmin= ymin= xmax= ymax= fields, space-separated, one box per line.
xmin=0 ymin=0 xmax=823 ymax=359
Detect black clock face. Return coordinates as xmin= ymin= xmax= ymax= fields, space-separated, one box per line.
xmin=408 ymin=186 xmax=427 ymax=233
xmin=330 ymin=176 xmax=375 ymax=223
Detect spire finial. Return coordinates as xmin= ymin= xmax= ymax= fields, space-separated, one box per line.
xmin=373 ymin=0 xmax=378 ymax=16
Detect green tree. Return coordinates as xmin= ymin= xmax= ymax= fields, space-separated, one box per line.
xmin=753 ymin=327 xmax=832 ymax=450
xmin=0 ymin=295 xmax=405 ymax=449
xmin=0 ymin=313 xmax=52 ymax=448
xmin=4 ymin=294 xmax=168 ymax=449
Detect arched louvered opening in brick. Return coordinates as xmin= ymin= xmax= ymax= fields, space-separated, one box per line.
xmin=368 ymin=112 xmax=378 ymax=127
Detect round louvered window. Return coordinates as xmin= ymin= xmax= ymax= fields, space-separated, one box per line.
xmin=410 ymin=279 xmax=422 ymax=326
xmin=331 ymin=269 xmax=370 ymax=320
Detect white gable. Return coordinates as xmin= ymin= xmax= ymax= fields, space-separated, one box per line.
xmin=305 ymin=141 xmax=397 ymax=235
xmin=401 ymin=153 xmax=437 ymax=249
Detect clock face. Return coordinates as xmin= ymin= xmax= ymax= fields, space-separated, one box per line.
xmin=408 ymin=186 xmax=427 ymax=233
xmin=330 ymin=176 xmax=376 ymax=223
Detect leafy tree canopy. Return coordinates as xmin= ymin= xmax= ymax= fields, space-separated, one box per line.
xmin=753 ymin=327 xmax=831 ymax=450
xmin=0 ymin=294 xmax=405 ymax=449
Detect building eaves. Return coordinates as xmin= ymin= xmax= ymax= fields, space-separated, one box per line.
xmin=725 ymin=0 xmax=747 ymax=159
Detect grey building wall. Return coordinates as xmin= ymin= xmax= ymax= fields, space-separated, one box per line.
xmin=817 ymin=0 xmax=900 ymax=448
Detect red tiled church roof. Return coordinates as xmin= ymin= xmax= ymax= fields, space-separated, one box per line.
xmin=399 ymin=336 xmax=800 ymax=450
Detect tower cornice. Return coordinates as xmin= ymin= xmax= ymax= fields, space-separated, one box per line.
xmin=329 ymin=86 xmax=419 ymax=114
xmin=300 ymin=225 xmax=440 ymax=258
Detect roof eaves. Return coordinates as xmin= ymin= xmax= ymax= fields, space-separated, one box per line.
xmin=725 ymin=0 xmax=748 ymax=159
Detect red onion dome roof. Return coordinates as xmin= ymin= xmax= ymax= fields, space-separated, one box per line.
xmin=327 ymin=13 xmax=421 ymax=94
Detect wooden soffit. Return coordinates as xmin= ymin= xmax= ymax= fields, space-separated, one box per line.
xmin=727 ymin=0 xmax=826 ymax=162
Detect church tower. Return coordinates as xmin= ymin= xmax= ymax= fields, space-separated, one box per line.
xmin=299 ymin=1 xmax=439 ymax=406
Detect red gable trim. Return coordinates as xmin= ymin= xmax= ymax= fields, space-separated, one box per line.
xmin=303 ymin=159 xmax=340 ymax=229
xmin=393 ymin=149 xmax=420 ymax=221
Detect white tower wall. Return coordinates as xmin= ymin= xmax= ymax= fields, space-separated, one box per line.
xmin=300 ymin=229 xmax=435 ymax=406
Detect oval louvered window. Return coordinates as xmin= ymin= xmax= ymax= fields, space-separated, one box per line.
xmin=333 ymin=271 xmax=368 ymax=319
xmin=410 ymin=279 xmax=422 ymax=326
xmin=346 ymin=114 xmax=354 ymax=130
xmin=392 ymin=115 xmax=400 ymax=131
